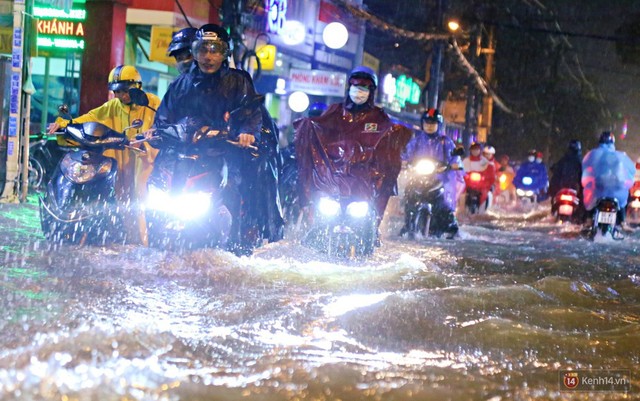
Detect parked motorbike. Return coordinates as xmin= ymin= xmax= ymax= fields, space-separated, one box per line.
xmin=464 ymin=170 xmax=490 ymax=214
xmin=39 ymin=114 xmax=143 ymax=245
xmin=145 ymin=95 xmax=263 ymax=251
xmin=401 ymin=158 xmax=449 ymax=238
xmin=28 ymin=133 xmax=66 ymax=191
xmin=588 ymin=197 xmax=623 ymax=240
xmin=551 ymin=187 xmax=580 ymax=223
xmin=305 ymin=193 xmax=378 ymax=258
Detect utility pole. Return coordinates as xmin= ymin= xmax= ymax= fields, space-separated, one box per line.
xmin=477 ymin=24 xmax=495 ymax=143
xmin=425 ymin=0 xmax=446 ymax=110
xmin=462 ymin=24 xmax=480 ymax=151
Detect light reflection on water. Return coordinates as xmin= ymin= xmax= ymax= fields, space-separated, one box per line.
xmin=0 ymin=198 xmax=639 ymax=400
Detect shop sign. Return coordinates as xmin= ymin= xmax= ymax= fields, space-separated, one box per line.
xmin=149 ymin=26 xmax=175 ymax=65
xmin=34 ymin=5 xmax=85 ymax=51
xmin=256 ymin=44 xmax=276 ymax=71
xmin=289 ymin=68 xmax=346 ymax=97
xmin=266 ymin=0 xmax=287 ymax=34
xmin=395 ymin=75 xmax=421 ymax=106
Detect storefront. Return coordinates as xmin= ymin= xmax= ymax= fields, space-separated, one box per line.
xmin=244 ymin=0 xmax=365 ymax=142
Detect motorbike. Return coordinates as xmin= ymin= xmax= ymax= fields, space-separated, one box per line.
xmin=551 ymin=188 xmax=581 ymax=223
xmin=626 ymin=181 xmax=640 ymax=221
xmin=28 ymin=132 xmax=66 ymax=191
xmin=588 ymin=197 xmax=623 ymax=240
xmin=279 ymin=143 xmax=302 ymax=226
xmin=145 ymin=94 xmax=263 ymax=252
xmin=39 ymin=115 xmax=143 ymax=245
xmin=401 ymin=158 xmax=449 ymax=238
xmin=305 ymin=193 xmax=378 ymax=258
xmin=514 ymin=174 xmax=547 ymax=204
xmin=464 ymin=170 xmax=491 ymax=214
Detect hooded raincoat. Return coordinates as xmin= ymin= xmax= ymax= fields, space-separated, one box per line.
xmin=294 ymin=101 xmax=412 ymax=220
xmin=581 ymin=143 xmax=635 ymax=211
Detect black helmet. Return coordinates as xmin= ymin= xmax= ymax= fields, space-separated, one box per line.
xmin=528 ymin=149 xmax=537 ymax=157
xmin=599 ymin=131 xmax=615 ymax=144
xmin=568 ymin=139 xmax=582 ymax=152
xmin=192 ymin=23 xmax=231 ymax=58
xmin=348 ymin=65 xmax=378 ymax=89
xmin=167 ymin=27 xmax=197 ymax=57
xmin=470 ymin=142 xmax=482 ymax=151
xmin=421 ymin=108 xmax=444 ymax=124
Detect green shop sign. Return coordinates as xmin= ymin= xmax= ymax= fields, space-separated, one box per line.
xmin=34 ymin=4 xmax=86 ymax=51
xmin=395 ymin=75 xmax=421 ymax=106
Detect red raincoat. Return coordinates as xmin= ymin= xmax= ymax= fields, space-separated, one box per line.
xmin=293 ymin=102 xmax=412 ymax=218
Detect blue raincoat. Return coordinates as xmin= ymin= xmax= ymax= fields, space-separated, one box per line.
xmin=514 ymin=161 xmax=549 ymax=192
xmin=402 ymin=132 xmax=462 ymax=210
xmin=581 ymin=143 xmax=635 ymax=211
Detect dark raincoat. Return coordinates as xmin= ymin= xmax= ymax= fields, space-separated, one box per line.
xmin=549 ymin=147 xmax=582 ymax=198
xmin=153 ymin=64 xmax=283 ymax=248
xmin=293 ymin=102 xmax=412 ymax=219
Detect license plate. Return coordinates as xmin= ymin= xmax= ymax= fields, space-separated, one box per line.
xmin=597 ymin=211 xmax=616 ymax=225
xmin=558 ymin=204 xmax=573 ymax=216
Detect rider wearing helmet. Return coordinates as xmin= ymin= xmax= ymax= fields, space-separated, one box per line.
xmin=462 ymin=143 xmax=495 ymax=211
xmin=167 ymin=27 xmax=197 ymax=74
xmin=47 ymin=64 xmax=161 ymax=245
xmin=549 ymin=139 xmax=585 ymax=219
xmin=153 ymin=23 xmax=263 ymax=255
xmin=293 ymin=65 xmax=412 ymax=244
xmin=401 ymin=108 xmax=461 ymax=238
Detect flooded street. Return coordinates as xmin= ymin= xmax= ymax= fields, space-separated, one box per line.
xmin=0 ymin=196 xmax=639 ymax=400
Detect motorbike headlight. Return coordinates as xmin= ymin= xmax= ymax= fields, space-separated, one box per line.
xmin=516 ymin=188 xmax=525 ymax=196
xmin=634 ymin=190 xmax=640 ymax=197
xmin=522 ymin=176 xmax=533 ymax=185
xmin=61 ymin=156 xmax=112 ymax=184
xmin=525 ymin=190 xmax=534 ymax=197
xmin=146 ymin=185 xmax=171 ymax=212
xmin=146 ymin=185 xmax=211 ymax=220
xmin=414 ymin=160 xmax=436 ymax=175
xmin=346 ymin=201 xmax=369 ymax=218
xmin=469 ymin=172 xmax=482 ymax=182
xmin=499 ymin=174 xmax=507 ymax=184
xmin=318 ymin=197 xmax=341 ymax=217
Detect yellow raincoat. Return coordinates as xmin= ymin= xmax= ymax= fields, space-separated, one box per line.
xmin=54 ymin=93 xmax=161 ymax=244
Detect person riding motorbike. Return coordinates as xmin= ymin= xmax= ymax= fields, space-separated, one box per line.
xmin=549 ymin=139 xmax=584 ymax=220
xmin=400 ymin=108 xmax=461 ymax=238
xmin=514 ymin=149 xmax=549 ymax=202
xmin=47 ymin=65 xmax=161 ymax=245
xmin=495 ymin=154 xmax=516 ymax=205
xmin=167 ymin=27 xmax=197 ymax=75
xmin=581 ymin=131 xmax=635 ymax=229
xmin=462 ymin=142 xmax=494 ymax=210
xmin=293 ymin=65 xmax=412 ymax=242
xmin=151 ymin=23 xmax=266 ymax=255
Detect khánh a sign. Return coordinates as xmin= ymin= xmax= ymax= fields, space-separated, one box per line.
xmin=34 ymin=5 xmax=86 ymax=51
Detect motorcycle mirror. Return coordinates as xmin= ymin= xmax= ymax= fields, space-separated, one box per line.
xmin=128 ymin=88 xmax=149 ymax=107
xmin=452 ymin=147 xmax=465 ymax=157
xmin=58 ymin=104 xmax=69 ymax=115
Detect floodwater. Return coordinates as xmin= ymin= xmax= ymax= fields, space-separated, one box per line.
xmin=0 ymin=195 xmax=639 ymax=400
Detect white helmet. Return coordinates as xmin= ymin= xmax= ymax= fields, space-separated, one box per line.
xmin=483 ymin=145 xmax=496 ymax=155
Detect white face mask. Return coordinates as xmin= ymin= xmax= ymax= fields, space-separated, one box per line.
xmin=349 ymin=85 xmax=370 ymax=105
xmin=527 ymin=156 xmax=535 ymax=162
xmin=536 ymin=158 xmax=542 ymax=163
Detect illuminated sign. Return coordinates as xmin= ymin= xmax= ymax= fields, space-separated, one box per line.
xmin=34 ymin=5 xmax=85 ymax=51
xmin=395 ymin=75 xmax=421 ymax=106
xmin=266 ymin=0 xmax=287 ymax=34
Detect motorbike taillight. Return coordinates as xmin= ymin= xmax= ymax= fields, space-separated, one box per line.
xmin=559 ymin=194 xmax=575 ymax=202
